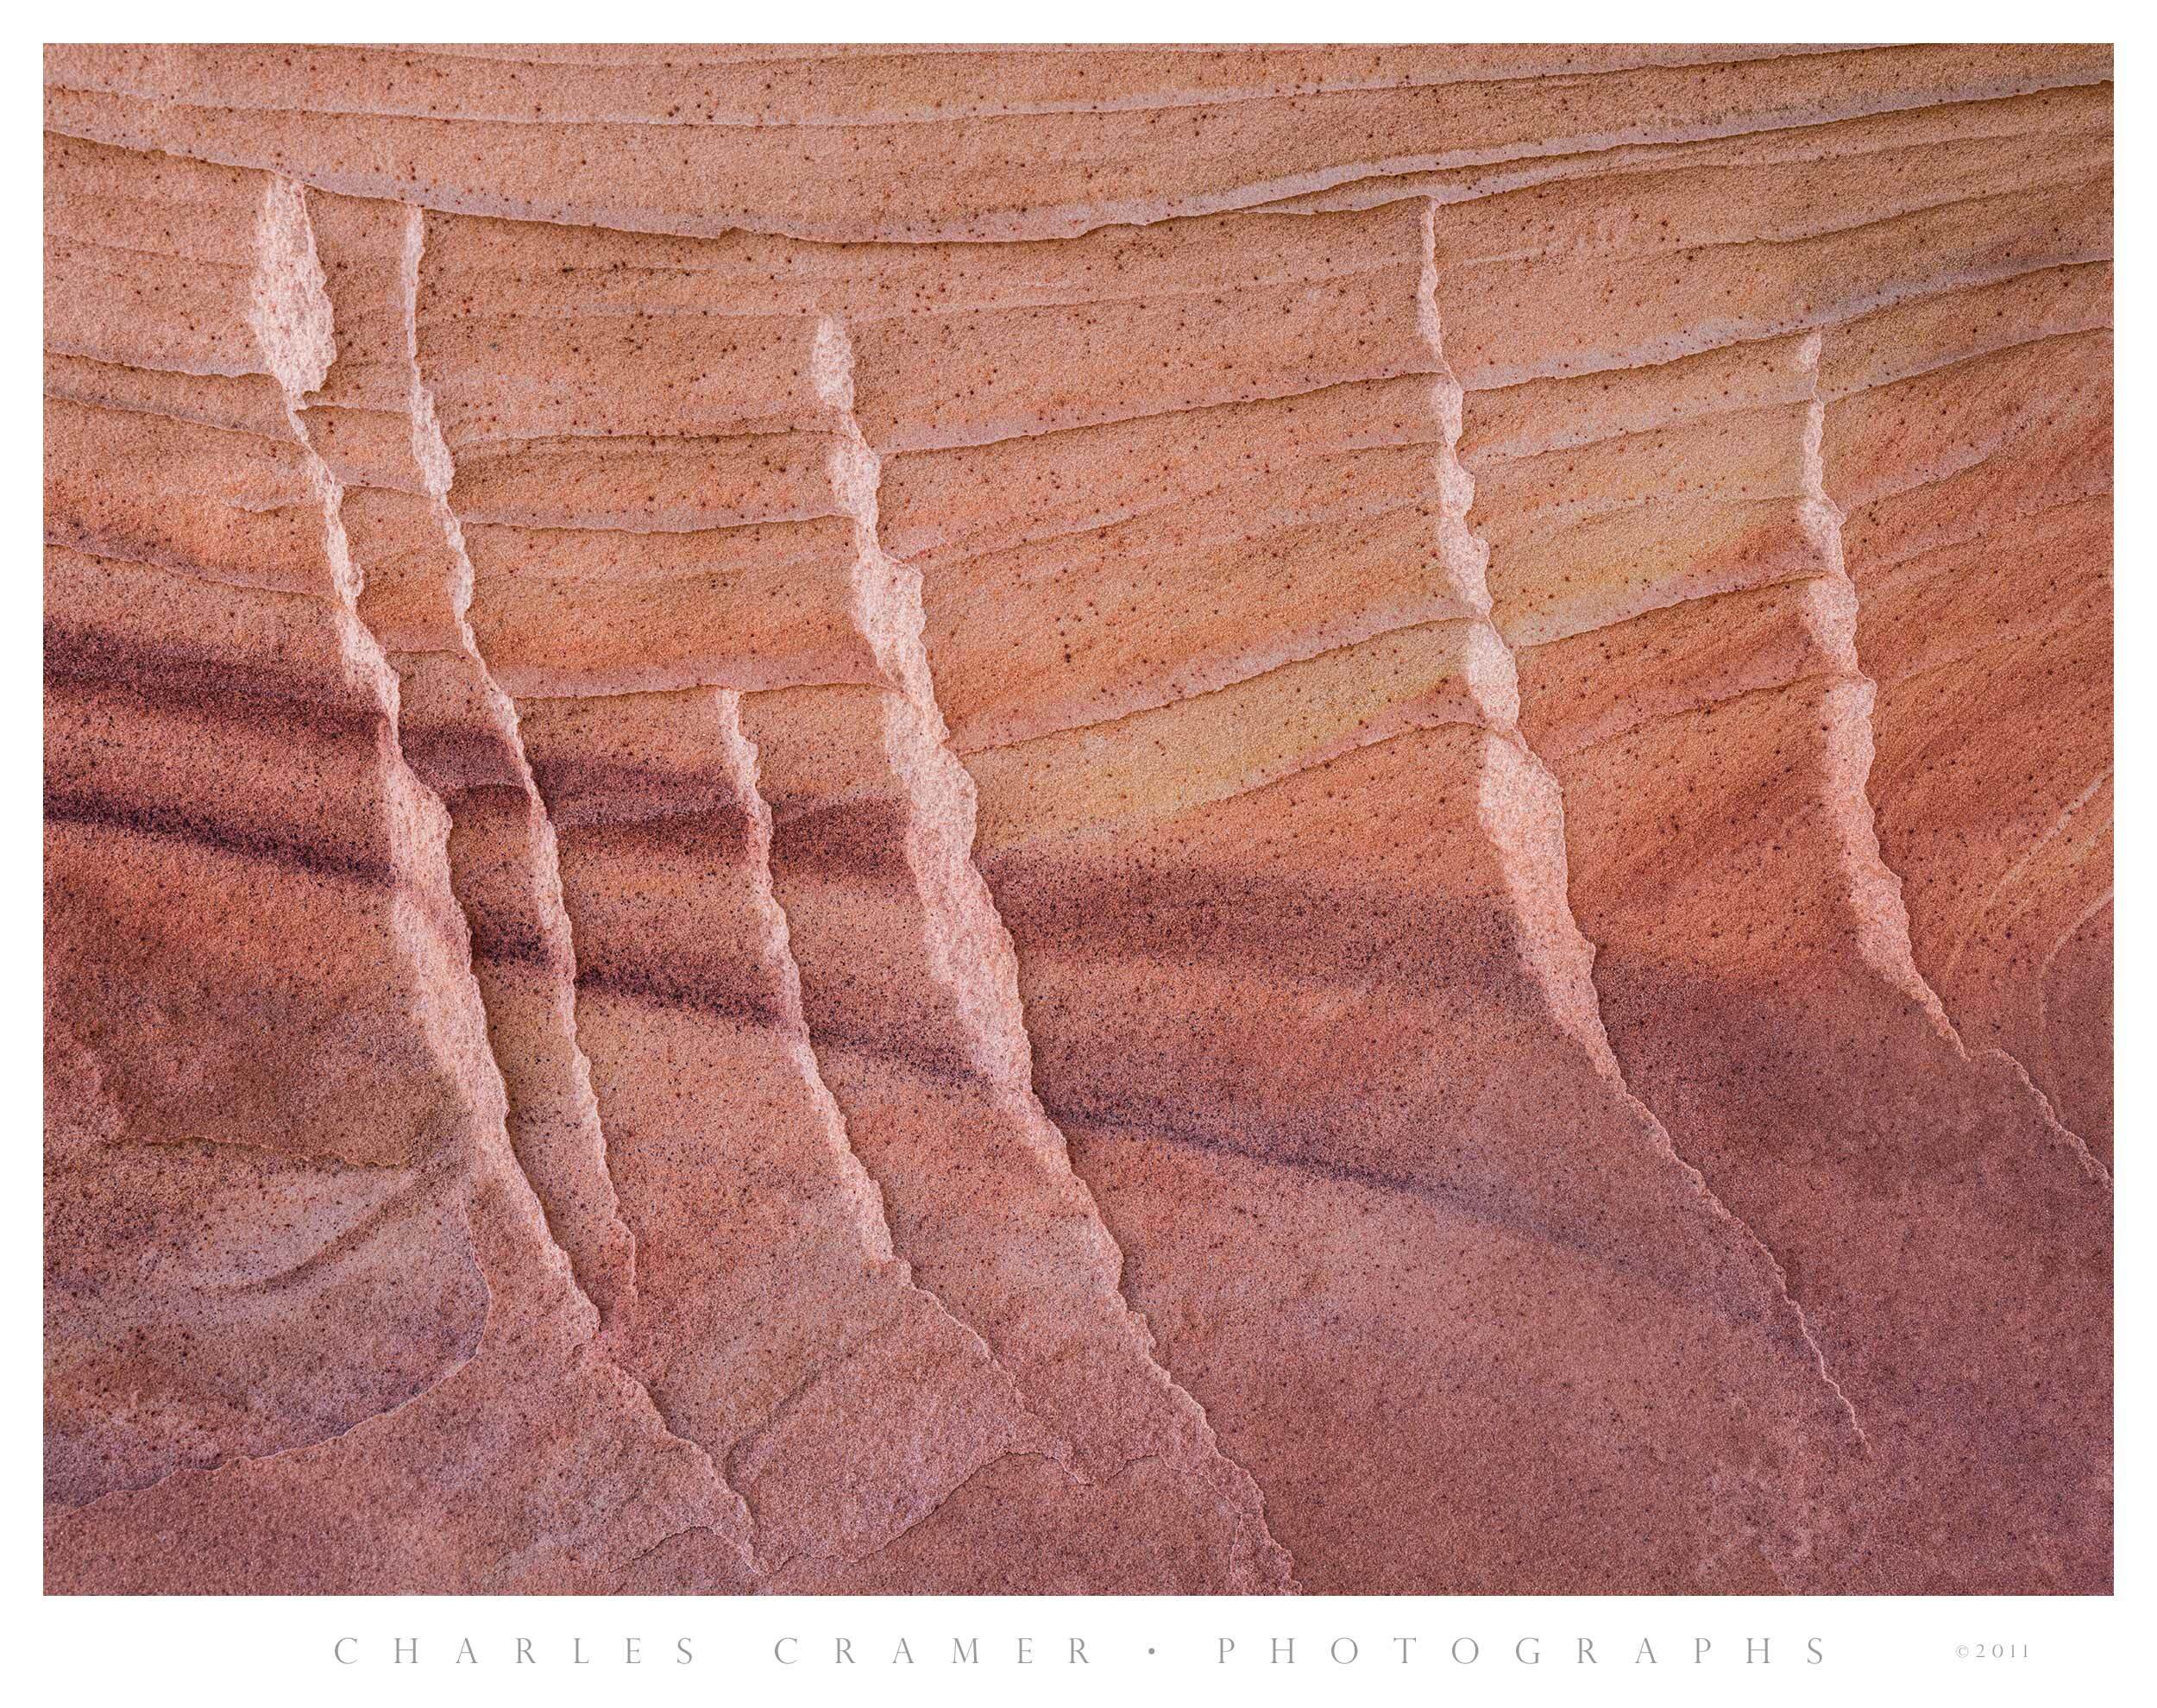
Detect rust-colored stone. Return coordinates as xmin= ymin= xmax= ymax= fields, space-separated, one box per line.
xmin=44 ymin=43 xmax=2110 ymax=1595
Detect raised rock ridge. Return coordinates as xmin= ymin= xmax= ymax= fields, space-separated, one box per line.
xmin=43 ymin=42 xmax=2111 ymax=1594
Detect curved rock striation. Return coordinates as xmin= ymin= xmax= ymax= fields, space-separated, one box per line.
xmin=44 ymin=43 xmax=2110 ymax=1594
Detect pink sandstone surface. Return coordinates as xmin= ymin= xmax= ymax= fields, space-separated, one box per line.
xmin=43 ymin=42 xmax=2111 ymax=1594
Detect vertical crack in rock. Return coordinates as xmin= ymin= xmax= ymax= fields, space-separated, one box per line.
xmin=741 ymin=323 xmax=1297 ymax=1587
xmin=727 ymin=682 xmax=1023 ymax=1365
xmin=42 ymin=135 xmax=506 ymax=1524
xmin=726 ymin=687 xmax=1061 ymax=1571
xmin=516 ymin=678 xmax=1047 ymax=1581
xmin=296 ymin=186 xmax=758 ymax=1575
xmin=407 ymin=234 xmax=1055 ymax=1580
xmin=255 ymin=174 xmax=507 ymax=1197
xmin=42 ymin=48 xmax=2113 ymax=1598
xmin=1456 ymin=316 xmax=1872 ymax=1451
xmin=1816 ymin=273 xmax=2115 ymax=1164
xmin=1797 ymin=345 xmax=1970 ymax=1033
xmin=371 ymin=194 xmax=644 ymax=1325
xmin=46 ymin=145 xmax=739 ymax=1587
xmin=874 ymin=194 xmax=1861 ymax=1592
xmin=1797 ymin=341 xmax=2108 ymax=1181
xmin=246 ymin=170 xmax=495 ymax=1403
xmin=264 ymin=175 xmax=756 ymax=1590
xmin=1419 ymin=213 xmax=1872 ymax=1461
xmin=1438 ymin=160 xmax=2111 ymax=1587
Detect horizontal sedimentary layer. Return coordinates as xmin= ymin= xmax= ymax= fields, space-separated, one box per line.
xmin=44 ymin=44 xmax=2111 ymax=1596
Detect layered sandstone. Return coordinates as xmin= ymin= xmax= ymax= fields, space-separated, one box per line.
xmin=44 ymin=43 xmax=2111 ymax=1594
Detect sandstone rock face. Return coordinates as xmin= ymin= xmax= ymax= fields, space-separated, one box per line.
xmin=43 ymin=44 xmax=2110 ymax=1594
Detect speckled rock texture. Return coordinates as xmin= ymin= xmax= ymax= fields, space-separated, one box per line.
xmin=43 ymin=43 xmax=2111 ymax=1595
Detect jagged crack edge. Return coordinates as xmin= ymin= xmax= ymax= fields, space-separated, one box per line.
xmin=827 ymin=319 xmax=1299 ymax=1592
xmin=1434 ymin=227 xmax=1876 ymax=1477
xmin=387 ymin=192 xmax=757 ymax=1568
